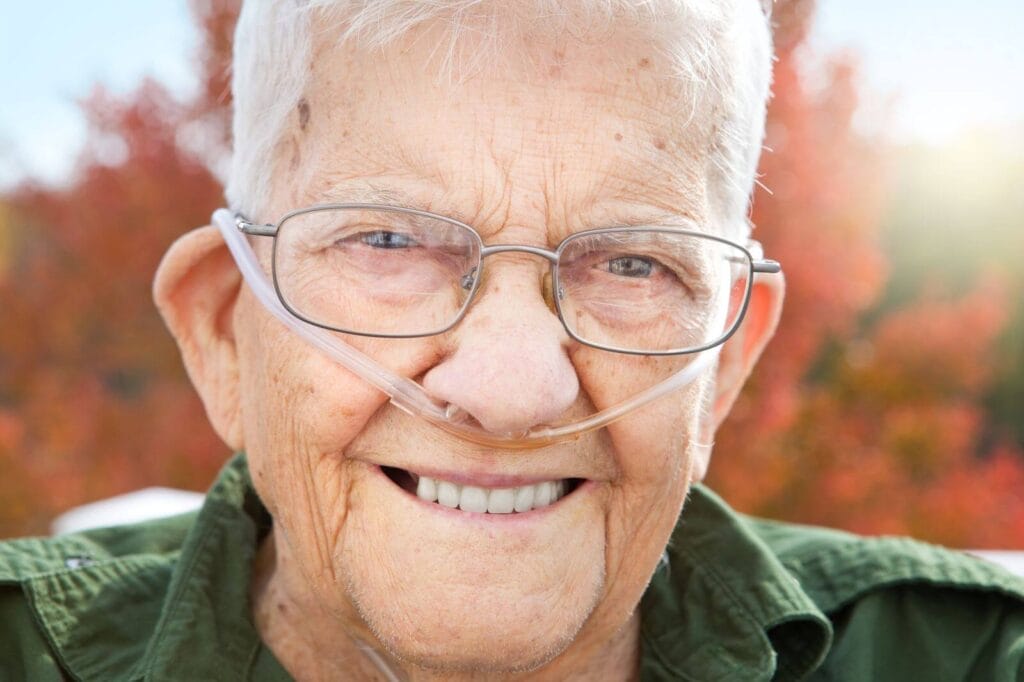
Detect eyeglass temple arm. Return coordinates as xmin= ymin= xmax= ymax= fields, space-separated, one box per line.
xmin=235 ymin=215 xmax=277 ymax=237
xmin=745 ymin=238 xmax=781 ymax=274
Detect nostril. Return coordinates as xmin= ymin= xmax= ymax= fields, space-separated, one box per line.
xmin=425 ymin=368 xmax=580 ymax=434
xmin=444 ymin=403 xmax=470 ymax=422
xmin=448 ymin=397 xmax=570 ymax=436
xmin=439 ymin=404 xmax=493 ymax=433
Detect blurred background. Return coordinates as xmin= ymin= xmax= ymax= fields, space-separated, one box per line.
xmin=0 ymin=0 xmax=1021 ymax=545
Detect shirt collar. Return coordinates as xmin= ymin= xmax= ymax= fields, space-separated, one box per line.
xmin=137 ymin=453 xmax=276 ymax=680
xmin=22 ymin=454 xmax=282 ymax=681
xmin=640 ymin=484 xmax=833 ymax=681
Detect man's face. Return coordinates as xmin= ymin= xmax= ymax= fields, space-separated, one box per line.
xmin=236 ymin=25 xmax=720 ymax=672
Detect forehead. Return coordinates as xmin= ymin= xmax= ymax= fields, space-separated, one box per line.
xmin=276 ymin=21 xmax=720 ymax=235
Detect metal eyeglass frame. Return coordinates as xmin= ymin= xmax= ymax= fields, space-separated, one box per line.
xmin=213 ymin=205 xmax=781 ymax=448
xmin=236 ymin=203 xmax=782 ymax=356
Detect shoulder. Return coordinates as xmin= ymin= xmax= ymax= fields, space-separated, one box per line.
xmin=0 ymin=512 xmax=196 ymax=680
xmin=747 ymin=515 xmax=1024 ymax=681
xmin=746 ymin=514 xmax=1024 ymax=610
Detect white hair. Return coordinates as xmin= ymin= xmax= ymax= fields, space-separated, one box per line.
xmin=227 ymin=1 xmax=773 ymax=238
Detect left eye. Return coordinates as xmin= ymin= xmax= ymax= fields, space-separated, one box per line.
xmin=606 ymin=255 xmax=655 ymax=278
xmin=359 ymin=230 xmax=417 ymax=249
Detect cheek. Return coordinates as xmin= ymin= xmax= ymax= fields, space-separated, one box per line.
xmin=598 ymin=374 xmax=710 ymax=585
xmin=233 ymin=292 xmax=445 ymax=565
xmin=236 ymin=287 xmax=449 ymax=455
xmin=571 ymin=346 xmax=694 ymax=412
xmin=234 ymin=308 xmax=362 ymax=560
xmin=572 ymin=347 xmax=705 ymax=481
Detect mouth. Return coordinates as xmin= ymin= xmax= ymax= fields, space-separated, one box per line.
xmin=381 ymin=466 xmax=584 ymax=514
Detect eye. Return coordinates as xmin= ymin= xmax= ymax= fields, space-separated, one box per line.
xmin=359 ymin=230 xmax=417 ymax=249
xmin=606 ymin=255 xmax=655 ymax=278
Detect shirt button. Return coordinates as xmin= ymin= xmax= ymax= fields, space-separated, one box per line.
xmin=65 ymin=555 xmax=94 ymax=569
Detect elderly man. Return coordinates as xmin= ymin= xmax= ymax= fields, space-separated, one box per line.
xmin=3 ymin=1 xmax=1024 ymax=680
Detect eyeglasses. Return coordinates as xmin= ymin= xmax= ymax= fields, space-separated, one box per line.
xmin=236 ymin=204 xmax=780 ymax=356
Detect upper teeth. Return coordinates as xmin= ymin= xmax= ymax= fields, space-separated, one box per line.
xmin=415 ymin=476 xmax=567 ymax=514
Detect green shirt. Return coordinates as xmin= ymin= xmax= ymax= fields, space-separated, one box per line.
xmin=2 ymin=454 xmax=1023 ymax=681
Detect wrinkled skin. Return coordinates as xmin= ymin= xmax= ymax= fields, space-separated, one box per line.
xmin=155 ymin=20 xmax=782 ymax=682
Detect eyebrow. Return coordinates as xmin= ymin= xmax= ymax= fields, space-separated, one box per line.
xmin=305 ymin=179 xmax=478 ymax=222
xmin=608 ymin=213 xmax=701 ymax=229
xmin=309 ymin=182 xmax=418 ymax=206
xmin=582 ymin=200 xmax=704 ymax=231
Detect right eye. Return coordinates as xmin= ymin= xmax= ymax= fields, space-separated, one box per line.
xmin=357 ymin=230 xmax=418 ymax=249
xmin=606 ymin=255 xmax=655 ymax=278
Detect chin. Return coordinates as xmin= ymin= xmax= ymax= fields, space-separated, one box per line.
xmin=347 ymin=565 xmax=604 ymax=675
xmin=364 ymin=602 xmax=590 ymax=675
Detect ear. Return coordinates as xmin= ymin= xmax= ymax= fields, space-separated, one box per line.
xmin=710 ymin=272 xmax=785 ymax=432
xmin=153 ymin=225 xmax=244 ymax=449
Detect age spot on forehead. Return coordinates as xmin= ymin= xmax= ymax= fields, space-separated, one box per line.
xmin=638 ymin=57 xmax=651 ymax=69
xmin=653 ymin=138 xmax=667 ymax=151
xmin=297 ymin=97 xmax=311 ymax=132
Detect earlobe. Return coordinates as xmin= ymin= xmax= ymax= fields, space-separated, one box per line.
xmin=710 ymin=273 xmax=785 ymax=431
xmin=153 ymin=226 xmax=245 ymax=449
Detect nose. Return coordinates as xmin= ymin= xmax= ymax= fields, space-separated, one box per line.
xmin=421 ymin=264 xmax=579 ymax=435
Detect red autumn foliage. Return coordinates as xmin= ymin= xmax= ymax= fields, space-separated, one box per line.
xmin=0 ymin=80 xmax=228 ymax=535
xmin=1 ymin=0 xmax=1021 ymax=546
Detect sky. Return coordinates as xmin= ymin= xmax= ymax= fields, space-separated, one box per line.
xmin=0 ymin=1 xmax=196 ymax=188
xmin=1 ymin=1 xmax=1021 ymax=188
xmin=810 ymin=1 xmax=1024 ymax=142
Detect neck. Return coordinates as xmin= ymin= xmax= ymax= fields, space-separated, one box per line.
xmin=250 ymin=529 xmax=641 ymax=681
